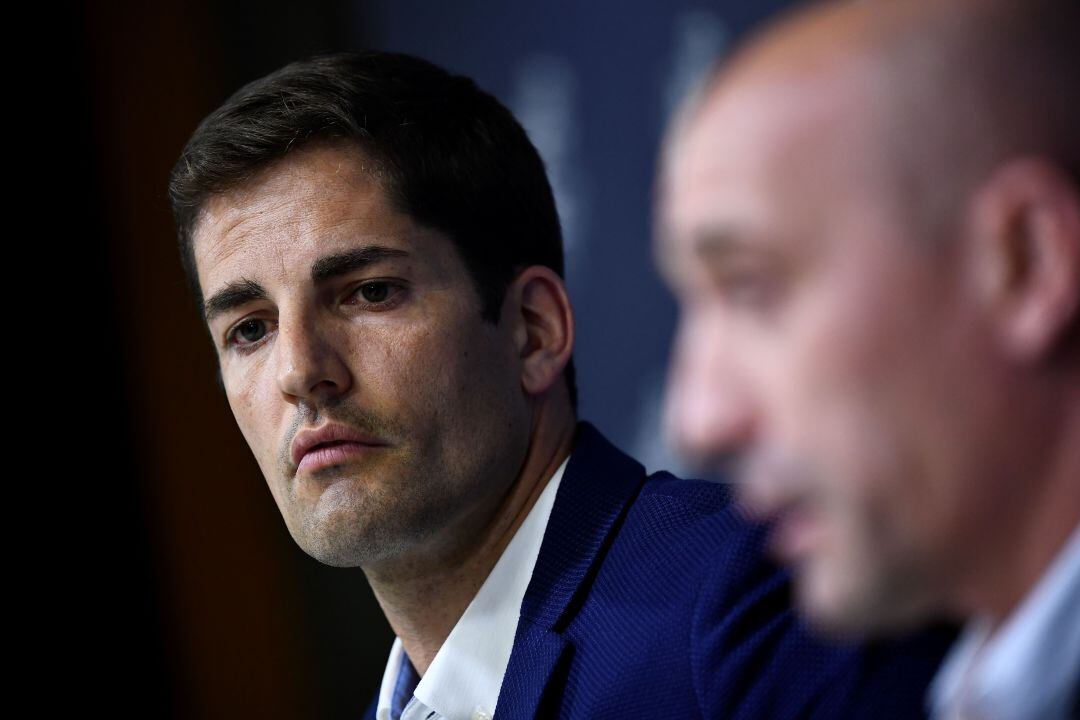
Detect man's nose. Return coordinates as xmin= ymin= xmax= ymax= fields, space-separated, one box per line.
xmin=663 ymin=318 xmax=756 ymax=473
xmin=274 ymin=313 xmax=352 ymax=403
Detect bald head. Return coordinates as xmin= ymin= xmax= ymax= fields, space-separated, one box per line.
xmin=659 ymin=0 xmax=1080 ymax=637
xmin=670 ymin=0 xmax=1080 ymax=238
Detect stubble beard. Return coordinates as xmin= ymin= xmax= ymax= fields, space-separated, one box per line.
xmin=298 ymin=457 xmax=455 ymax=568
xmin=799 ymin=513 xmax=940 ymax=639
xmin=279 ymin=401 xmax=457 ymax=568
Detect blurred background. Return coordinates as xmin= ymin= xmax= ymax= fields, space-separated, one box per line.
xmin=70 ymin=0 xmax=795 ymax=716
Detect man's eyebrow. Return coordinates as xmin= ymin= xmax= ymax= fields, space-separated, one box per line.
xmin=202 ymin=246 xmax=410 ymax=324
xmin=659 ymin=226 xmax=772 ymax=288
xmin=203 ymin=279 xmax=268 ymax=324
xmin=311 ymin=245 xmax=409 ymax=284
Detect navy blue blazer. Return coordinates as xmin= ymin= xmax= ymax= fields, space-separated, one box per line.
xmin=365 ymin=422 xmax=951 ymax=718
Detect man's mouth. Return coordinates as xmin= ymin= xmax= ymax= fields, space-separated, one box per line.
xmin=767 ymin=503 xmax=826 ymax=566
xmin=291 ymin=423 xmax=389 ymax=473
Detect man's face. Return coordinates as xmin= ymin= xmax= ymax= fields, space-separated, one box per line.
xmin=193 ymin=143 xmax=531 ymax=568
xmin=658 ymin=70 xmax=1005 ymax=635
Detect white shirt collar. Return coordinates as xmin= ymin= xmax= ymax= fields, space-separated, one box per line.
xmin=376 ymin=457 xmax=568 ymax=720
xmin=929 ymin=521 xmax=1080 ymax=720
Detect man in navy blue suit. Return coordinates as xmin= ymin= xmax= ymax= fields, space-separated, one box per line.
xmin=659 ymin=1 xmax=1079 ymax=718
xmin=170 ymin=51 xmax=947 ymax=718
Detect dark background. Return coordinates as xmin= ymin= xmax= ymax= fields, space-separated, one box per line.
xmin=67 ymin=1 xmax=796 ymax=716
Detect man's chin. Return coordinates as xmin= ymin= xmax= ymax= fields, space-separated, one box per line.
xmin=798 ymin=596 xmax=885 ymax=641
xmin=288 ymin=495 xmax=402 ymax=568
xmin=294 ymin=522 xmax=406 ymax=568
xmin=796 ymin=564 xmax=934 ymax=640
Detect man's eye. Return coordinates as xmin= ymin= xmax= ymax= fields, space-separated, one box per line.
xmin=725 ymin=275 xmax=772 ymax=303
xmin=348 ymin=280 xmax=403 ymax=307
xmin=228 ymin=319 xmax=268 ymax=347
xmin=715 ymin=270 xmax=782 ymax=312
xmin=359 ymin=282 xmax=390 ymax=302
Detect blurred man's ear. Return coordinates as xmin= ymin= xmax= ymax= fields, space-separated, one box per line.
xmin=506 ymin=266 xmax=575 ymax=398
xmin=968 ymin=157 xmax=1080 ymax=363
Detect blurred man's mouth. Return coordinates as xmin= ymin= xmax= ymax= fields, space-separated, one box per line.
xmin=768 ymin=503 xmax=826 ymax=566
xmin=734 ymin=455 xmax=826 ymax=567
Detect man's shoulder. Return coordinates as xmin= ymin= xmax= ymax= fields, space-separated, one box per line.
xmin=633 ymin=470 xmax=745 ymax=532
xmin=637 ymin=468 xmax=736 ymax=507
xmin=609 ymin=467 xmax=767 ymax=585
xmin=540 ymin=426 xmax=949 ymax=718
xmin=568 ymin=465 xmax=777 ymax=652
xmin=557 ymin=423 xmax=770 ymax=591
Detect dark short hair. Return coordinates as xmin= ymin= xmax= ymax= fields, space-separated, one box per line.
xmin=169 ymin=51 xmax=576 ymax=408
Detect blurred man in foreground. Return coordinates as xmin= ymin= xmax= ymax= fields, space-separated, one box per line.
xmin=659 ymin=0 xmax=1079 ymax=717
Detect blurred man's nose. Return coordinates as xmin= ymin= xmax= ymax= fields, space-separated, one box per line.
xmin=663 ymin=316 xmax=756 ymax=474
xmin=275 ymin=312 xmax=352 ymax=404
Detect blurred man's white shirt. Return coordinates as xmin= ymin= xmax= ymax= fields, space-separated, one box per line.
xmin=930 ymin=523 xmax=1080 ymax=720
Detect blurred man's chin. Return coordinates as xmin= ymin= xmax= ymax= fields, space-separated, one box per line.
xmin=797 ymin=567 xmax=933 ymax=640
xmin=799 ymin=596 xmax=885 ymax=640
xmin=796 ymin=574 xmax=867 ymax=639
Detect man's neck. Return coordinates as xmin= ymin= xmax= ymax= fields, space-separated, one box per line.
xmin=958 ymin=389 xmax=1080 ymax=627
xmin=364 ymin=401 xmax=576 ymax=676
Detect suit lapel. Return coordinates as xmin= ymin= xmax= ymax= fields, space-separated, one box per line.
xmin=494 ymin=619 xmax=571 ymax=718
xmin=495 ymin=422 xmax=647 ymax=718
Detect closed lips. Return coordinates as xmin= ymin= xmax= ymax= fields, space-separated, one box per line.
xmin=291 ymin=424 xmax=387 ymax=467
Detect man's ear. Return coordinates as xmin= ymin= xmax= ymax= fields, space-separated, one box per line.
xmin=506 ymin=265 xmax=575 ymax=396
xmin=967 ymin=157 xmax=1080 ymax=362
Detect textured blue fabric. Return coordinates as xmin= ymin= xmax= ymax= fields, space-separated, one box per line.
xmin=364 ymin=422 xmax=953 ymax=719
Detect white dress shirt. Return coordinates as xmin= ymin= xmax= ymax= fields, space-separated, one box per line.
xmin=375 ymin=457 xmax=568 ymax=720
xmin=929 ymin=522 xmax=1080 ymax=720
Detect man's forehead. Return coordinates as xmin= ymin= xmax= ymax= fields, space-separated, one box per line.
xmin=663 ymin=84 xmax=817 ymax=236
xmin=659 ymin=69 xmax=898 ymax=292
xmin=191 ymin=144 xmax=396 ymax=283
xmin=668 ymin=51 xmax=892 ymax=219
xmin=709 ymin=65 xmax=867 ymax=158
xmin=195 ymin=144 xmax=374 ymax=237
